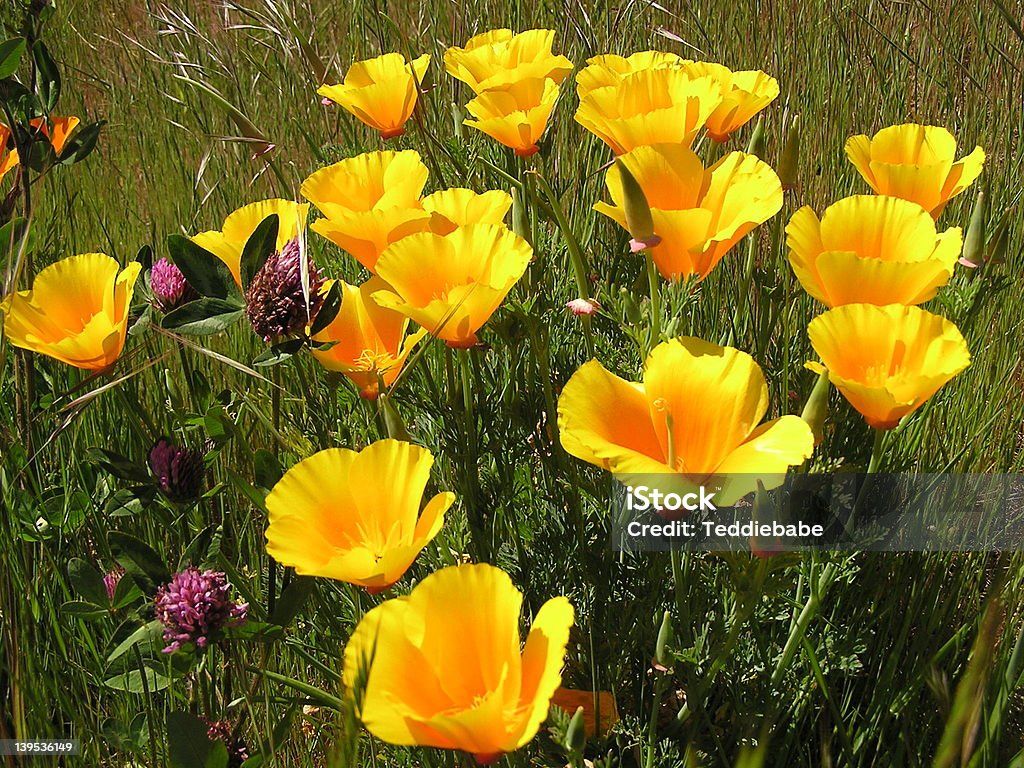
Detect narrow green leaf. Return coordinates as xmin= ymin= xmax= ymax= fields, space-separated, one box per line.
xmin=107 ymin=620 xmax=165 ymax=663
xmin=0 ymin=38 xmax=26 ymax=79
xmin=31 ymin=40 xmax=60 ymax=111
xmin=252 ymin=338 xmax=304 ymax=367
xmin=240 ymin=213 xmax=279 ymax=290
xmin=309 ymin=279 xmax=342 ymax=335
xmin=166 ymin=234 xmax=239 ymax=300
xmin=68 ymin=557 xmax=109 ymax=605
xmin=109 ymin=531 xmax=171 ymax=592
xmin=162 ymin=298 xmax=244 ymax=336
xmin=103 ymin=667 xmax=171 ymax=693
xmin=57 ymin=119 xmax=103 ymax=165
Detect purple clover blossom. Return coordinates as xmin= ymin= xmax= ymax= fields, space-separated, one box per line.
xmin=150 ymin=258 xmax=198 ymax=312
xmin=103 ymin=566 xmax=126 ymax=602
xmin=148 ymin=437 xmax=206 ymax=503
xmin=244 ymin=238 xmax=324 ymax=342
xmin=202 ymin=719 xmax=250 ymax=768
xmin=154 ymin=567 xmax=248 ymax=653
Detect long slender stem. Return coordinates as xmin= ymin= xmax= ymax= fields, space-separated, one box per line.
xmin=645 ymin=252 xmax=661 ymax=352
xmin=457 ymin=348 xmax=487 ymax=562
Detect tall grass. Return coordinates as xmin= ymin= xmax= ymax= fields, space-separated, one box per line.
xmin=2 ymin=0 xmax=1023 ymax=766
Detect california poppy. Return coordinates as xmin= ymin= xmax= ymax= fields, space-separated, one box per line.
xmin=342 ymin=562 xmax=574 ymax=763
xmin=574 ymin=68 xmax=723 ymax=155
xmin=807 ymin=304 xmax=971 ymax=430
xmin=845 ymin=124 xmax=984 ymax=217
xmin=444 ymin=28 xmax=573 ymax=94
xmin=318 ymin=53 xmax=430 ymax=139
xmin=265 ymin=439 xmax=454 ymax=592
xmin=1 ymin=253 xmax=141 ymax=371
xmin=683 ymin=62 xmax=778 ymax=142
xmin=787 ymin=195 xmax=962 ymax=307
xmin=464 ymin=77 xmax=560 ymax=156
xmin=575 ymin=51 xmax=689 ymax=100
xmin=191 ymin=199 xmax=309 ymax=285
xmin=311 ymin=277 xmax=427 ymax=398
xmin=558 ymin=337 xmax=814 ymax=505
xmin=595 ymin=143 xmax=782 ymax=280
xmin=301 ymin=150 xmax=431 ymax=272
xmin=420 ymin=188 xmax=513 ymax=235
xmin=372 ymin=223 xmax=532 ymax=347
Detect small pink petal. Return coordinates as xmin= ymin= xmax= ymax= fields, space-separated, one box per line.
xmin=958 ymin=257 xmax=979 ymax=268
xmin=629 ymin=234 xmax=662 ymax=253
xmin=566 ymin=298 xmax=600 ymax=316
xmin=321 ymin=97 xmax=334 ymax=106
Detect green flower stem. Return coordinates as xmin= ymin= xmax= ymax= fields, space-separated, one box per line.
xmin=457 ymin=347 xmax=488 ymax=562
xmin=646 ymin=251 xmax=662 ymax=351
xmin=529 ymin=168 xmax=596 ymax=357
xmin=848 ymin=428 xmax=888 ymax=534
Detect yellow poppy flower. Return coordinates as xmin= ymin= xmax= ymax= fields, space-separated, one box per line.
xmin=318 ymin=53 xmax=430 ymax=139
xmin=342 ymin=563 xmax=574 ymax=763
xmin=420 ymin=188 xmax=513 ymax=234
xmin=575 ymin=51 xmax=690 ymax=99
xmin=845 ymin=124 xmax=985 ymax=217
xmin=464 ymin=77 xmax=560 ymax=156
xmin=301 ymin=150 xmax=431 ymax=272
xmin=191 ymin=199 xmax=309 ymax=285
xmin=787 ymin=195 xmax=963 ymax=307
xmin=265 ymin=439 xmax=454 ymax=592
xmin=372 ymin=223 xmax=532 ymax=348
xmin=311 ymin=277 xmax=427 ymax=398
xmin=594 ymin=143 xmax=782 ymax=280
xmin=30 ymin=115 xmax=81 ymax=154
xmin=574 ymin=68 xmax=724 ymax=155
xmin=1 ymin=253 xmax=141 ymax=371
xmin=558 ymin=337 xmax=814 ymax=506
xmin=549 ymin=688 xmax=620 ymax=737
xmin=807 ymin=304 xmax=971 ymax=430
xmin=0 ymin=125 xmax=17 ymax=184
xmin=683 ymin=62 xmax=779 ymax=142
xmin=443 ymin=28 xmax=573 ymax=94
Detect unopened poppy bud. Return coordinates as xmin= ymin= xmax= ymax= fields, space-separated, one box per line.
xmin=959 ymin=185 xmax=986 ymax=268
xmin=746 ymin=116 xmax=767 ymax=159
xmin=654 ymin=610 xmax=673 ymax=669
xmin=779 ymin=115 xmax=800 ymax=192
xmin=619 ymin=286 xmax=643 ymax=326
xmin=451 ymin=102 xmax=465 ymax=141
xmin=381 ymin=395 xmax=412 ymax=442
xmin=800 ymin=368 xmax=830 ymax=446
xmin=614 ymin=158 xmax=660 ymax=252
xmin=564 ymin=706 xmax=586 ymax=754
xmin=511 ymin=186 xmax=531 ymax=244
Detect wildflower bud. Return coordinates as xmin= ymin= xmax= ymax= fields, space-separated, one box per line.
xmin=154 ymin=567 xmax=248 ymax=653
xmin=800 ymin=368 xmax=830 ymax=446
xmin=779 ymin=115 xmax=800 ymax=192
xmin=986 ymin=206 xmax=1011 ymax=265
xmin=202 ymin=719 xmax=250 ymax=768
xmin=150 ymin=258 xmax=198 ymax=312
xmin=614 ymin=159 xmax=660 ymax=252
xmin=381 ymin=395 xmax=412 ymax=441
xmin=451 ymin=102 xmax=466 ymax=141
xmin=654 ymin=610 xmax=673 ymax=670
xmin=566 ymin=298 xmax=600 ymax=316
xmin=148 ymin=437 xmax=206 ymax=503
xmin=746 ymin=116 xmax=767 ymax=159
xmin=245 ymin=238 xmax=325 ymax=342
xmin=959 ymin=185 xmax=986 ymax=268
xmin=619 ymin=286 xmax=643 ymax=326
xmin=564 ymin=706 xmax=586 ymax=754
xmin=103 ymin=566 xmax=125 ymax=602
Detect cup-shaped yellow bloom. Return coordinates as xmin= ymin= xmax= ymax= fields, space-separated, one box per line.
xmin=0 ymin=116 xmax=81 ymax=184
xmin=807 ymin=304 xmax=971 ymax=430
xmin=574 ymin=68 xmax=724 ymax=155
xmin=342 ymin=562 xmax=574 ymax=762
xmin=845 ymin=124 xmax=985 ymax=217
xmin=787 ymin=195 xmax=963 ymax=307
xmin=683 ymin=62 xmax=778 ymax=142
xmin=595 ymin=143 xmax=782 ymax=280
xmin=575 ymin=51 xmax=690 ymax=99
xmin=265 ymin=439 xmax=454 ymax=591
xmin=301 ymin=150 xmax=431 ymax=272
xmin=558 ymin=337 xmax=814 ymax=506
xmin=311 ymin=277 xmax=427 ymax=398
xmin=444 ymin=28 xmax=573 ymax=94
xmin=0 ymin=125 xmax=17 ymax=184
xmin=372 ymin=223 xmax=532 ymax=348
xmin=421 ymin=188 xmax=513 ymax=234
xmin=464 ymin=78 xmax=560 ymax=157
xmin=1 ymin=253 xmax=141 ymax=371
xmin=191 ymin=199 xmax=309 ymax=285
xmin=318 ymin=53 xmax=430 ymax=139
